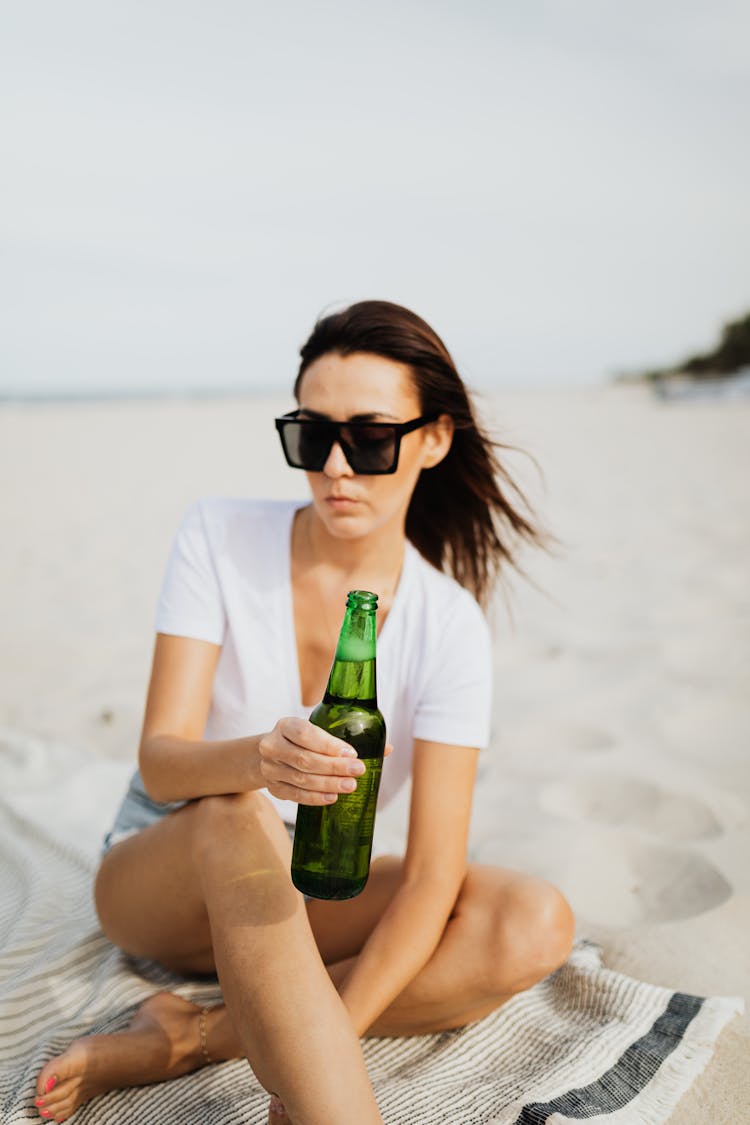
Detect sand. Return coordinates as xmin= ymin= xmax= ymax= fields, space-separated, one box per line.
xmin=1 ymin=383 xmax=748 ymax=1121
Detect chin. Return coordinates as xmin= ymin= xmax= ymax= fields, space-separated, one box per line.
xmin=311 ymin=502 xmax=370 ymax=537
xmin=323 ymin=513 xmax=372 ymax=539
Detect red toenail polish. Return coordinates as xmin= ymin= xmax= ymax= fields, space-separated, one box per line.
xmin=35 ymin=1098 xmax=45 ymax=1106
xmin=45 ymin=1077 xmax=57 ymax=1093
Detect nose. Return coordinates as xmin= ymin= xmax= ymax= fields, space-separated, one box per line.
xmin=322 ymin=440 xmax=354 ymax=478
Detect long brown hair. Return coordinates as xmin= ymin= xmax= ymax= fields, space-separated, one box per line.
xmin=295 ymin=300 xmax=546 ymax=607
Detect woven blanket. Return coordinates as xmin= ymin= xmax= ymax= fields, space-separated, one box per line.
xmin=0 ymin=730 xmax=742 ymax=1124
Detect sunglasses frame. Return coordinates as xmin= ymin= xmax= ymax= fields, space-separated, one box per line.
xmin=275 ymin=410 xmax=439 ymax=475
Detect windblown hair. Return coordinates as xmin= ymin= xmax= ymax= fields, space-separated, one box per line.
xmin=295 ymin=300 xmax=546 ymax=607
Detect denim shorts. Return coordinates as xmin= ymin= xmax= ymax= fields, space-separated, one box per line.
xmin=100 ymin=768 xmax=187 ymax=856
xmin=101 ymin=769 xmax=297 ymax=855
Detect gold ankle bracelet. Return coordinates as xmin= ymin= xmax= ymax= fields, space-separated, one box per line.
xmin=198 ymin=1007 xmax=212 ymax=1065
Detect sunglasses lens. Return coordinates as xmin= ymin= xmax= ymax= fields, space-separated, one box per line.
xmin=280 ymin=421 xmax=331 ymax=470
xmin=341 ymin=425 xmax=397 ymax=473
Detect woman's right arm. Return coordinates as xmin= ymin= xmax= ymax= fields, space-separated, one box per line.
xmin=138 ymin=633 xmax=364 ymax=805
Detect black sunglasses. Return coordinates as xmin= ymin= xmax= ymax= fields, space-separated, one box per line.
xmin=275 ymin=411 xmax=439 ymax=475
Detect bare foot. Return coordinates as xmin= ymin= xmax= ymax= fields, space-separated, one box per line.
xmin=34 ymin=992 xmax=207 ymax=1122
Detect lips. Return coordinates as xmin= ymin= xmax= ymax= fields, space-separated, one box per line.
xmin=326 ymin=494 xmax=361 ymax=506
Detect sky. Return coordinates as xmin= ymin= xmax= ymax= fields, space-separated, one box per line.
xmin=2 ymin=0 xmax=749 ymax=396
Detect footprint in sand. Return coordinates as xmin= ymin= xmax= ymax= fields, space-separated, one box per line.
xmin=539 ymin=774 xmax=724 ymax=842
xmin=536 ymin=774 xmax=735 ymax=924
xmin=475 ymin=824 xmax=732 ymax=926
xmin=562 ymin=833 xmax=733 ymax=926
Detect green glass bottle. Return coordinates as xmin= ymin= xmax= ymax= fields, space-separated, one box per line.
xmin=291 ymin=590 xmax=386 ymax=900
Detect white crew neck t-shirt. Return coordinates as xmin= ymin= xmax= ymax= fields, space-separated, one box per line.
xmin=105 ymin=497 xmax=492 ymax=845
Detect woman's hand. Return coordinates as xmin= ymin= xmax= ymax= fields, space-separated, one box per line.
xmin=258 ymin=717 xmax=379 ymax=805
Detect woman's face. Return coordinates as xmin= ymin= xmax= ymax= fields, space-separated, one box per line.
xmin=295 ymin=351 xmax=451 ymax=542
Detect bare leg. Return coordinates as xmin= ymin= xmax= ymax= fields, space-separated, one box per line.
xmin=190 ymin=794 xmax=380 ymax=1122
xmin=63 ymin=855 xmax=573 ymax=1087
xmin=185 ymin=857 xmax=574 ymax=1057
xmin=319 ymin=858 xmax=576 ymax=1036
xmin=34 ymin=826 xmax=572 ymax=1120
xmin=35 ymin=793 xmax=381 ymax=1125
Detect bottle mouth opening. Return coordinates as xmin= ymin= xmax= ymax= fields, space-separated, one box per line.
xmin=347 ymin=589 xmax=379 ymax=609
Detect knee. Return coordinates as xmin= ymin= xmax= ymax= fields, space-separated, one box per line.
xmin=482 ymin=873 xmax=575 ymax=994
xmin=189 ymin=790 xmax=288 ymax=870
xmin=523 ymin=879 xmax=576 ymax=977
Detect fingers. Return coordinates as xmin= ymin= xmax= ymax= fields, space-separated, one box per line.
xmin=259 ymin=718 xmax=366 ymax=805
xmin=266 ymin=760 xmax=363 ymax=805
xmin=285 ymin=716 xmax=356 ymax=759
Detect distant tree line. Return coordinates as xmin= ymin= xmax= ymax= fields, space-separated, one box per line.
xmin=639 ymin=310 xmax=750 ymax=382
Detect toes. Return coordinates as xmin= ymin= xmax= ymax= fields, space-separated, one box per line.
xmin=36 ymin=1083 xmax=77 ymax=1123
xmin=34 ymin=1089 xmax=61 ymax=1118
xmin=35 ymin=1066 xmax=60 ymax=1098
xmin=35 ymin=1060 xmax=78 ymax=1121
xmin=47 ymin=1098 xmax=74 ymax=1123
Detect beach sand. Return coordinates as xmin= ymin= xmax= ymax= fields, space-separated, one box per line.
xmin=1 ymin=383 xmax=748 ymax=1121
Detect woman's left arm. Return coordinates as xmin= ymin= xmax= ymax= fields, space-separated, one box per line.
xmin=337 ymin=737 xmax=479 ymax=1036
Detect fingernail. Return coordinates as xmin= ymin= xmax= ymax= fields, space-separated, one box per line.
xmin=35 ymin=1098 xmax=45 ymax=1106
xmin=45 ymin=1077 xmax=57 ymax=1093
xmin=348 ymin=761 xmax=365 ymax=775
xmin=340 ymin=746 xmax=357 ymax=757
xmin=324 ymin=793 xmax=337 ymax=802
xmin=341 ymin=779 xmax=356 ymax=792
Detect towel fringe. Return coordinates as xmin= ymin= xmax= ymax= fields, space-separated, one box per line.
xmin=545 ymin=995 xmax=744 ymax=1125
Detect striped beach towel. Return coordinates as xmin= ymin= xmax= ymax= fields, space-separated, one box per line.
xmin=0 ymin=731 xmax=742 ymax=1123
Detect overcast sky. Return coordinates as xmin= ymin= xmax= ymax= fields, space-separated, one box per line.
xmin=2 ymin=0 xmax=749 ymax=395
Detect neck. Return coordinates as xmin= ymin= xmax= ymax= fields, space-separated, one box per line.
xmin=298 ymin=505 xmax=405 ymax=591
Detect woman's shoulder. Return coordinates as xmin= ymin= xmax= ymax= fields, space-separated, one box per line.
xmin=170 ymin=497 xmax=303 ymax=567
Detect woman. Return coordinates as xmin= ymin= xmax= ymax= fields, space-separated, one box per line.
xmin=35 ymin=301 xmax=574 ymax=1125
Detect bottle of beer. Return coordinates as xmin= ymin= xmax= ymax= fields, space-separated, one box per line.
xmin=291 ymin=590 xmax=386 ymax=900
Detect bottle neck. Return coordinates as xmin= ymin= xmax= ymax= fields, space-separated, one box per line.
xmin=324 ymin=602 xmax=378 ymax=705
xmin=324 ymin=659 xmax=377 ymax=706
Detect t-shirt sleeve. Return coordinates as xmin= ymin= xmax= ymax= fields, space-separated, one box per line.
xmin=412 ymin=592 xmax=492 ymax=749
xmin=154 ymin=501 xmax=226 ymax=645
